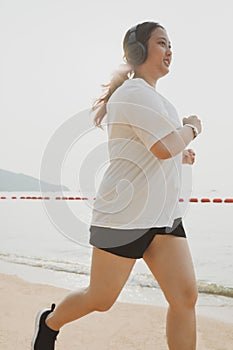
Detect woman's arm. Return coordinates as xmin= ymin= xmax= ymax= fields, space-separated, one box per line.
xmin=150 ymin=126 xmax=194 ymax=159
xmin=150 ymin=115 xmax=202 ymax=160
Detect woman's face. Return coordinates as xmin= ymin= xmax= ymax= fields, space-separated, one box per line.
xmin=145 ymin=27 xmax=172 ymax=78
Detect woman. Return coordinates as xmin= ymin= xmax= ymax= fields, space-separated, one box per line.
xmin=32 ymin=21 xmax=202 ymax=350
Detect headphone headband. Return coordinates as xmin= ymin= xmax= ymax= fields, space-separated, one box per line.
xmin=127 ymin=25 xmax=138 ymax=46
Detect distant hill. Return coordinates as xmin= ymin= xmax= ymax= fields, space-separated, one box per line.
xmin=0 ymin=169 xmax=69 ymax=192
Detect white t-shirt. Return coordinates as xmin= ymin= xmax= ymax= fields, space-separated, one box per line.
xmin=90 ymin=78 xmax=183 ymax=229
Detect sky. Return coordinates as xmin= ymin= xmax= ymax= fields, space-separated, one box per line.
xmin=1 ymin=0 xmax=233 ymax=194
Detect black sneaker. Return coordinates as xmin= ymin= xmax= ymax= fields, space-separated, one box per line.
xmin=32 ymin=303 xmax=59 ymax=350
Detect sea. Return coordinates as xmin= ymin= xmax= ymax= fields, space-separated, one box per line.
xmin=0 ymin=190 xmax=233 ymax=324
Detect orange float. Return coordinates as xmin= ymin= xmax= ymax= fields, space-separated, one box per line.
xmin=224 ymin=198 xmax=233 ymax=203
xmin=213 ymin=198 xmax=223 ymax=203
xmin=189 ymin=198 xmax=198 ymax=202
xmin=201 ymin=198 xmax=211 ymax=203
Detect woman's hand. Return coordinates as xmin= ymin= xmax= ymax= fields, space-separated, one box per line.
xmin=182 ymin=149 xmax=196 ymax=165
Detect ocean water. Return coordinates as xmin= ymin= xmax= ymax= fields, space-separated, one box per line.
xmin=0 ymin=191 xmax=233 ymax=323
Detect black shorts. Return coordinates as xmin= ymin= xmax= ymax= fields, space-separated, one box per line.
xmin=89 ymin=218 xmax=186 ymax=259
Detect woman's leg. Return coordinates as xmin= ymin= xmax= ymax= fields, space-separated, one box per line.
xmin=46 ymin=247 xmax=136 ymax=330
xmin=143 ymin=235 xmax=198 ymax=350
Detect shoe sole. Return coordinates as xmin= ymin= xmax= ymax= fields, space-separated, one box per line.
xmin=31 ymin=308 xmax=50 ymax=350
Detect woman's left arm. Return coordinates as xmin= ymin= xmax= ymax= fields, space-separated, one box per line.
xmin=182 ymin=149 xmax=196 ymax=165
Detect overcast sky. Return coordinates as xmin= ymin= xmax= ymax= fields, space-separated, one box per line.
xmin=1 ymin=0 xmax=233 ymax=194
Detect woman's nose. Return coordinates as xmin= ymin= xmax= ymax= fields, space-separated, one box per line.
xmin=167 ymin=47 xmax=172 ymax=56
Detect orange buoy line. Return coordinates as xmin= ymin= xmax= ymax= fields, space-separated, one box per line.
xmin=0 ymin=195 xmax=233 ymax=203
xmin=0 ymin=196 xmax=89 ymax=200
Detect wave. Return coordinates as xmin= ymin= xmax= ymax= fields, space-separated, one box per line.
xmin=197 ymin=281 xmax=233 ymax=298
xmin=0 ymin=252 xmax=233 ymax=299
xmin=0 ymin=252 xmax=90 ymax=275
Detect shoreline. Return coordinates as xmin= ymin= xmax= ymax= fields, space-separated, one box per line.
xmin=1 ymin=272 xmax=233 ymax=350
xmin=1 ymin=260 xmax=233 ymax=325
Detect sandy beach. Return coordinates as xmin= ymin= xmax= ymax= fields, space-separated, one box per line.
xmin=0 ymin=273 xmax=232 ymax=349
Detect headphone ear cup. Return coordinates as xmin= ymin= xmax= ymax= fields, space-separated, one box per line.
xmin=126 ymin=41 xmax=147 ymax=66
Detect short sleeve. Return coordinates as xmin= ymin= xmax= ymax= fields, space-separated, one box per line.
xmin=122 ymin=89 xmax=177 ymax=151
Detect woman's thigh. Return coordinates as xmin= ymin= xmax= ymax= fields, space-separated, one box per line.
xmin=143 ymin=235 xmax=198 ymax=307
xmin=87 ymin=247 xmax=136 ymax=309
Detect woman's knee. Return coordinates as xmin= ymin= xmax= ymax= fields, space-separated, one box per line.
xmin=86 ymin=286 xmax=117 ymax=312
xmin=94 ymin=300 xmax=116 ymax=312
xmin=167 ymin=283 xmax=198 ymax=310
xmin=90 ymin=296 xmax=117 ymax=312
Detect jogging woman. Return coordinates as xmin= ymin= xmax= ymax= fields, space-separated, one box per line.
xmin=32 ymin=21 xmax=202 ymax=350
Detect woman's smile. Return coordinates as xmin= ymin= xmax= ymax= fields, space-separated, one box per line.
xmin=163 ymin=58 xmax=171 ymax=67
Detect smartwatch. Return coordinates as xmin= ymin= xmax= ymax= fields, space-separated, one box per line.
xmin=184 ymin=124 xmax=199 ymax=139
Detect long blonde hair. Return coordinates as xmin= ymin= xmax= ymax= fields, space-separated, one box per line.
xmin=92 ymin=63 xmax=133 ymax=129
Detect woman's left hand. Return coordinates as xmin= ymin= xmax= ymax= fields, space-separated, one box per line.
xmin=182 ymin=149 xmax=196 ymax=165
